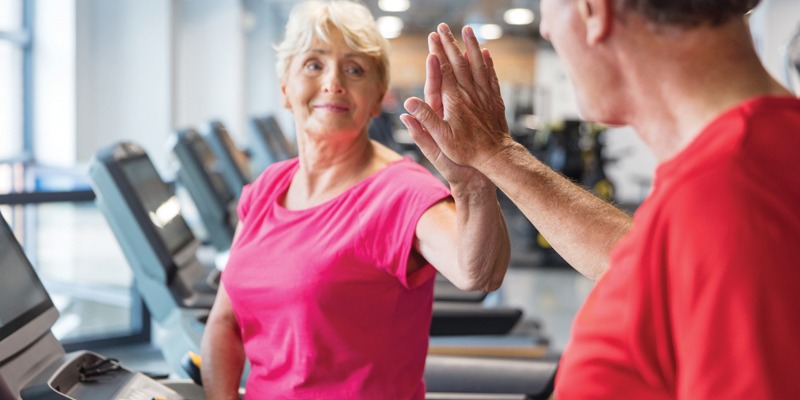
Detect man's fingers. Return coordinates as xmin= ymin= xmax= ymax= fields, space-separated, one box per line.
xmin=428 ymin=32 xmax=459 ymax=99
xmin=483 ymin=49 xmax=502 ymax=98
xmin=423 ymin=53 xmax=444 ymax=119
xmin=481 ymin=49 xmax=509 ymax=132
xmin=399 ymin=114 xmax=437 ymax=159
xmin=462 ymin=26 xmax=491 ymax=94
xmin=436 ymin=23 xmax=474 ymax=91
xmin=399 ymin=114 xmax=452 ymax=175
xmin=403 ymin=97 xmax=446 ymax=138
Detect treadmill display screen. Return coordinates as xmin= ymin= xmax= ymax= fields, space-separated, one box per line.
xmin=0 ymin=217 xmax=53 ymax=341
xmin=214 ymin=126 xmax=251 ymax=183
xmin=254 ymin=118 xmax=282 ymax=162
xmin=189 ymin=135 xmax=234 ymax=205
xmin=120 ymin=156 xmax=194 ymax=256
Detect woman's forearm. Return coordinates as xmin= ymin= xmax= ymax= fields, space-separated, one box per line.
xmin=450 ymin=185 xmax=510 ymax=292
xmin=201 ymin=287 xmax=246 ymax=400
xmin=201 ymin=320 xmax=245 ymax=399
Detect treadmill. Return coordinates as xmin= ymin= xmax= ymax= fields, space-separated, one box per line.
xmin=248 ymin=115 xmax=294 ymax=176
xmin=0 ymin=214 xmax=203 ymax=399
xmin=89 ymin=142 xmax=217 ymax=378
xmin=172 ymin=128 xmax=238 ymax=252
xmin=205 ymin=121 xmax=251 ymax=199
xmin=260 ymin=114 xmax=297 ymax=160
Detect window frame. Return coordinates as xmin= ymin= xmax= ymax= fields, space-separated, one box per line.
xmin=0 ymin=2 xmax=152 ymax=351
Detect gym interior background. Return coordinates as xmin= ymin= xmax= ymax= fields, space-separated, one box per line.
xmin=1 ymin=0 xmax=799 ymax=376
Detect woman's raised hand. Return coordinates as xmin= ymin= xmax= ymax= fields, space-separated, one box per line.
xmin=401 ymin=23 xmax=512 ymax=174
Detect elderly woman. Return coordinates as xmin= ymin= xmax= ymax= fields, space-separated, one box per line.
xmin=200 ymin=1 xmax=510 ymax=398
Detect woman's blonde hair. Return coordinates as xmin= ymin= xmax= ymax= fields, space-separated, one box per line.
xmin=275 ymin=0 xmax=390 ymax=94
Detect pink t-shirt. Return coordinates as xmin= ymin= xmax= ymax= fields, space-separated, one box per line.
xmin=556 ymin=96 xmax=800 ymax=398
xmin=222 ymin=158 xmax=450 ymax=399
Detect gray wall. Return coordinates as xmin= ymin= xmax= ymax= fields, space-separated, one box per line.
xmin=74 ymin=0 xmax=173 ymax=170
xmin=34 ymin=0 xmax=292 ymax=172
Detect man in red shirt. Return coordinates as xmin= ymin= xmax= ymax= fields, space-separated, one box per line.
xmin=401 ymin=0 xmax=800 ymax=397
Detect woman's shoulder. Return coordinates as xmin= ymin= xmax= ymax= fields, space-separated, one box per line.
xmin=250 ymin=158 xmax=299 ymax=189
xmin=376 ymin=157 xmax=439 ymax=182
xmin=366 ymin=158 xmax=449 ymax=199
xmin=367 ymin=142 xmax=439 ymax=185
xmin=240 ymin=158 xmax=299 ymax=206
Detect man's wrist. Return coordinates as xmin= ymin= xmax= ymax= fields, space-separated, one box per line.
xmin=474 ymin=135 xmax=520 ymax=176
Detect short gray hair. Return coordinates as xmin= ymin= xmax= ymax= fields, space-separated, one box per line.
xmin=617 ymin=0 xmax=761 ymax=26
xmin=275 ymin=0 xmax=390 ymax=94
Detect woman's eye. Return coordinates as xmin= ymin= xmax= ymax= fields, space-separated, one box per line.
xmin=346 ymin=65 xmax=365 ymax=76
xmin=305 ymin=61 xmax=322 ymax=71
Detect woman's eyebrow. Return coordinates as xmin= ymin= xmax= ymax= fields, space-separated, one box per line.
xmin=307 ymin=48 xmax=367 ymax=59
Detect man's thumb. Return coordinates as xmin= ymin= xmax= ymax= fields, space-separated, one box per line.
xmin=403 ymin=98 xmax=444 ymax=135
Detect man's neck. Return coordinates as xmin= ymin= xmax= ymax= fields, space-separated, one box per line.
xmin=617 ymin=17 xmax=792 ymax=161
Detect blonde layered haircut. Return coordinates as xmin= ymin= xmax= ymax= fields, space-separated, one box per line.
xmin=275 ymin=0 xmax=391 ymax=95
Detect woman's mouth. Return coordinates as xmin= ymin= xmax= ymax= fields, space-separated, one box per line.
xmin=314 ymin=103 xmax=350 ymax=112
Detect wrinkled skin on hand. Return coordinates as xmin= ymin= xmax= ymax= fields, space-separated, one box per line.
xmin=402 ymin=23 xmax=511 ymax=180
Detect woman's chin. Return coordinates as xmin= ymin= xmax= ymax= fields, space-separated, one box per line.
xmin=301 ymin=125 xmax=364 ymax=140
xmin=301 ymin=119 xmax=366 ymax=136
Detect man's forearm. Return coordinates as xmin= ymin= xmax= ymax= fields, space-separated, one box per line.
xmin=480 ymin=140 xmax=632 ymax=280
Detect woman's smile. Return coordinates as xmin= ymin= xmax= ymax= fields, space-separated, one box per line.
xmin=313 ymin=102 xmax=350 ymax=112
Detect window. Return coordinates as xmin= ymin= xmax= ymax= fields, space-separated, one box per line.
xmin=0 ymin=1 xmax=150 ymax=351
xmin=0 ymin=0 xmax=25 ymax=161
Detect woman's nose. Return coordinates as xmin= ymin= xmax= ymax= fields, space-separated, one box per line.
xmin=322 ymin=69 xmax=345 ymax=94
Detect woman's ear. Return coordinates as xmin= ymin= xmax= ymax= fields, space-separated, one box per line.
xmin=578 ymin=0 xmax=613 ymax=45
xmin=281 ymin=83 xmax=291 ymax=109
xmin=372 ymin=93 xmax=385 ymax=117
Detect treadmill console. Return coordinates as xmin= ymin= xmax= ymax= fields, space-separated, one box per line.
xmin=0 ymin=215 xmax=197 ymax=399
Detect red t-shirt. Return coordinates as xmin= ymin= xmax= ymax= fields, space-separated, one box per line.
xmin=222 ymin=158 xmax=450 ymax=399
xmin=556 ymin=96 xmax=800 ymax=399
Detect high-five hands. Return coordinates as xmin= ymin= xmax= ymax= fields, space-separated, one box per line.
xmin=401 ymin=23 xmax=512 ymax=186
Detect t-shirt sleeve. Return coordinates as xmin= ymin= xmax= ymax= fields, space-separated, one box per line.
xmin=665 ymin=168 xmax=800 ymax=398
xmin=236 ymin=161 xmax=292 ymax=226
xmin=237 ymin=182 xmax=255 ymax=223
xmin=360 ymin=163 xmax=450 ymax=289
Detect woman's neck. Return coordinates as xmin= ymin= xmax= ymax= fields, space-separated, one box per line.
xmin=284 ymin=133 xmax=386 ymax=209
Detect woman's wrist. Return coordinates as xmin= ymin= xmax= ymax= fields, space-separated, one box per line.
xmin=449 ymin=175 xmax=496 ymax=206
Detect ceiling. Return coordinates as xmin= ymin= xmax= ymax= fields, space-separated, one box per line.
xmin=263 ymin=0 xmax=542 ymax=40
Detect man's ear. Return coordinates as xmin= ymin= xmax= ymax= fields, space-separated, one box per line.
xmin=578 ymin=0 xmax=613 ymax=44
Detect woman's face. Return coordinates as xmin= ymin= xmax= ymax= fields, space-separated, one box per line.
xmin=281 ymin=29 xmax=384 ymax=142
